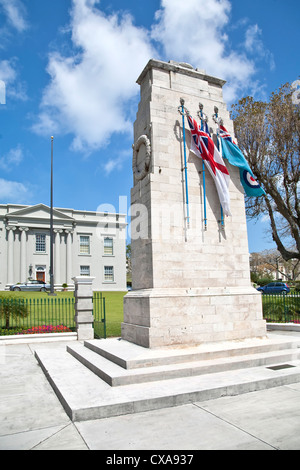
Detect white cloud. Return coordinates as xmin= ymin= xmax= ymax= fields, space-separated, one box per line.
xmin=103 ymin=149 xmax=132 ymax=176
xmin=0 ymin=145 xmax=24 ymax=170
xmin=151 ymin=0 xmax=256 ymax=102
xmin=0 ymin=59 xmax=28 ymax=101
xmin=0 ymin=0 xmax=28 ymax=32
xmin=0 ymin=178 xmax=29 ymax=202
xmin=244 ymin=24 xmax=275 ymax=71
xmin=32 ymin=0 xmax=273 ymax=158
xmin=0 ymin=0 xmax=28 ymax=102
xmin=33 ymin=0 xmax=155 ymax=152
xmin=103 ymin=158 xmax=121 ymax=176
xmin=0 ymin=59 xmax=16 ymax=83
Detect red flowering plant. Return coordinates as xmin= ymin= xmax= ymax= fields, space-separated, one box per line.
xmin=18 ymin=324 xmax=72 ymax=334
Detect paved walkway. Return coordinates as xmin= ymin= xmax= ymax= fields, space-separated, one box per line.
xmin=1 ymin=335 xmax=300 ymax=450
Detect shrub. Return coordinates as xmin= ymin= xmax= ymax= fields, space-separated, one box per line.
xmin=294 ymin=282 xmax=300 ymax=292
xmin=0 ymin=296 xmax=29 ymax=329
xmin=0 ymin=328 xmax=24 ymax=336
xmin=256 ymin=277 xmax=274 ymax=287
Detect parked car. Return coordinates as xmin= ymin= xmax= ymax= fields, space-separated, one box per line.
xmin=9 ymin=280 xmax=51 ymax=292
xmin=256 ymin=282 xmax=290 ymax=294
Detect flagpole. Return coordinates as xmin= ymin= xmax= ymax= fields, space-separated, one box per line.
xmin=213 ymin=107 xmax=224 ymax=230
xmin=198 ymin=103 xmax=207 ymax=231
xmin=179 ymin=98 xmax=190 ymax=228
xmin=49 ymin=136 xmax=55 ymax=295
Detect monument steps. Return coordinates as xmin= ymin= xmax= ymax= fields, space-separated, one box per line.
xmin=66 ymin=338 xmax=300 ymax=387
xmin=83 ymin=336 xmax=300 ymax=370
xmin=34 ymin=332 xmax=300 ymax=422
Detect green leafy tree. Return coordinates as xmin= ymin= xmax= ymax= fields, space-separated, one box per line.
xmin=0 ymin=296 xmax=29 ymax=329
xmin=231 ymin=82 xmax=300 ymax=261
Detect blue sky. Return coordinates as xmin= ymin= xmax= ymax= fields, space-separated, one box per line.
xmin=0 ymin=0 xmax=299 ymax=253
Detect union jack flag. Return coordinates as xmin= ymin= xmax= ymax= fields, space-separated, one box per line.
xmin=218 ymin=125 xmax=236 ymax=145
xmin=200 ymin=119 xmax=210 ymax=135
xmin=187 ymin=114 xmax=231 ymax=216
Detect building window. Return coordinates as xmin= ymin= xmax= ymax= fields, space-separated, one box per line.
xmin=36 ymin=234 xmax=46 ymax=253
xmin=104 ymin=237 xmax=113 ymax=255
xmin=104 ymin=266 xmax=114 ymax=282
xmin=79 ymin=235 xmax=90 ymax=254
xmin=80 ymin=265 xmax=90 ymax=276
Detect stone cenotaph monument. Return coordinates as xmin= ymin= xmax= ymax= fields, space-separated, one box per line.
xmin=34 ymin=61 xmax=300 ymax=421
xmin=122 ymin=59 xmax=266 ymax=349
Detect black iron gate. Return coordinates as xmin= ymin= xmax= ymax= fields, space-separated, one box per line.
xmin=93 ymin=292 xmax=106 ymax=339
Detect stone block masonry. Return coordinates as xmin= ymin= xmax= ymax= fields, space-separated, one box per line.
xmin=122 ymin=59 xmax=266 ymax=348
xmin=73 ymin=276 xmax=95 ymax=341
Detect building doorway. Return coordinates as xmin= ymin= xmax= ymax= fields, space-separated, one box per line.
xmin=36 ymin=266 xmax=46 ymax=282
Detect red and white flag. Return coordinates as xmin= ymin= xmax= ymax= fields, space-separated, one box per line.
xmin=187 ymin=114 xmax=231 ymax=216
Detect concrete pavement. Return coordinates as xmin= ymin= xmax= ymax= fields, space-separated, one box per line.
xmin=1 ymin=334 xmax=300 ymax=450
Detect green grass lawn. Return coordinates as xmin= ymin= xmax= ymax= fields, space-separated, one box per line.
xmin=94 ymin=291 xmax=127 ymax=338
xmin=0 ymin=290 xmax=126 ymax=337
xmin=0 ymin=291 xmax=73 ymax=299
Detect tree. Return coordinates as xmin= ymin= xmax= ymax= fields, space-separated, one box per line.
xmin=126 ymin=243 xmax=132 ymax=274
xmin=250 ymin=248 xmax=300 ymax=281
xmin=126 ymin=244 xmax=132 ymax=287
xmin=0 ymin=296 xmax=29 ymax=329
xmin=231 ymin=82 xmax=300 ymax=261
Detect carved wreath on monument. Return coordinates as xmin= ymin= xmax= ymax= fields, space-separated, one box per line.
xmin=132 ymin=134 xmax=151 ymax=181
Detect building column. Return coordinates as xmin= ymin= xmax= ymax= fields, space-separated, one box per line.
xmin=54 ymin=229 xmax=62 ymax=285
xmin=65 ymin=230 xmax=73 ymax=285
xmin=6 ymin=226 xmax=16 ymax=285
xmin=19 ymin=227 xmax=29 ymax=283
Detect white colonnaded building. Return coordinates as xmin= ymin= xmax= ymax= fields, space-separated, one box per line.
xmin=0 ymin=203 xmax=127 ymax=291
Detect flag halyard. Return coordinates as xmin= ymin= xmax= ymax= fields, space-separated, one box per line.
xmin=187 ymin=114 xmax=231 ymax=217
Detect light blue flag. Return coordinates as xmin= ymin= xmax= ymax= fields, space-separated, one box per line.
xmin=219 ymin=126 xmax=265 ymax=197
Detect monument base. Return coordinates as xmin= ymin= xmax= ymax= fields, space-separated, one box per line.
xmin=35 ymin=331 xmax=300 ymax=422
xmin=122 ymin=287 xmax=266 ymax=349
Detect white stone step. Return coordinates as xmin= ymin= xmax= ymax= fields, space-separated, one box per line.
xmin=66 ymin=341 xmax=300 ymax=386
xmin=83 ymin=336 xmax=300 ymax=370
xmin=34 ymin=345 xmax=300 ymax=422
xmin=34 ymin=333 xmax=300 ymax=422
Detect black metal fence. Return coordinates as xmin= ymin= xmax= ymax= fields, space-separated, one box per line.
xmin=0 ymin=292 xmax=108 ymax=337
xmin=93 ymin=291 xmax=106 ymax=339
xmin=2 ymin=290 xmax=299 ymax=337
xmin=261 ymin=292 xmax=300 ymax=324
xmin=0 ymin=296 xmax=76 ymax=334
